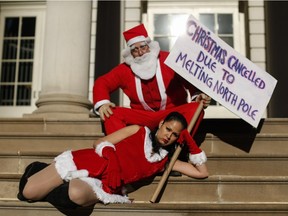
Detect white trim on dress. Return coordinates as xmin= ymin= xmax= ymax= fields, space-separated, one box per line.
xmin=54 ymin=150 xmax=131 ymax=204
xmin=143 ymin=127 xmax=168 ymax=162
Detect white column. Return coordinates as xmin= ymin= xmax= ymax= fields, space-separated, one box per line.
xmin=30 ymin=0 xmax=92 ymax=118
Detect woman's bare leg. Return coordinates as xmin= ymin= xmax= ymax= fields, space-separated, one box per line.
xmin=23 ymin=162 xmax=63 ymax=201
xmin=69 ymin=179 xmax=99 ymax=207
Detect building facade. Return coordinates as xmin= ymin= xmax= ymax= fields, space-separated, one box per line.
xmin=0 ymin=0 xmax=285 ymax=120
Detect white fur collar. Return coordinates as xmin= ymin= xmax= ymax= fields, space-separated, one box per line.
xmin=143 ymin=127 xmax=168 ymax=162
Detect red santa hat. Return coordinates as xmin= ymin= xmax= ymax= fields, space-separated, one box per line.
xmin=123 ymin=24 xmax=151 ymax=47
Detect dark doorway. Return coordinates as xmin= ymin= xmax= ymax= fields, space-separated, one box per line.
xmin=94 ymin=0 xmax=121 ymax=105
xmin=265 ymin=1 xmax=288 ymax=117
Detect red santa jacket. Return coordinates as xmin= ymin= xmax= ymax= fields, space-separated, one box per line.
xmin=93 ymin=51 xmax=198 ymax=111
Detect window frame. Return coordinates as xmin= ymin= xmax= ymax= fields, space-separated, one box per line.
xmin=146 ymin=1 xmax=246 ymax=118
xmin=0 ymin=4 xmax=45 ymax=117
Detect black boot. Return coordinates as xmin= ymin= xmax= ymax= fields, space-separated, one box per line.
xmin=17 ymin=161 xmax=49 ymax=201
xmin=45 ymin=182 xmax=80 ymax=209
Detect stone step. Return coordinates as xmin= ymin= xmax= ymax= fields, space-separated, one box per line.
xmin=2 ymin=174 xmax=288 ymax=203
xmin=0 ymin=133 xmax=98 ymax=155
xmin=0 ymin=155 xmax=287 ymax=177
xmin=0 ymin=117 xmax=102 ymax=134
xmin=0 ymin=132 xmax=287 ymax=156
xmin=1 ymin=118 xmax=287 ymax=135
xmin=0 ymin=118 xmax=287 ymax=215
xmin=207 ymin=156 xmax=288 ymax=176
xmin=1 ymin=201 xmax=288 ymax=216
xmin=128 ymin=175 xmax=288 ymax=203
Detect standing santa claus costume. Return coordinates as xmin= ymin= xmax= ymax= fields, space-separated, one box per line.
xmin=93 ymin=24 xmax=205 ymax=135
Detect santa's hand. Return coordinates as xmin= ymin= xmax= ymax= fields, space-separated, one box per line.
xmin=196 ymin=93 xmax=211 ymax=109
xmin=99 ymin=102 xmax=116 ymax=121
xmin=102 ymin=147 xmax=122 ymax=189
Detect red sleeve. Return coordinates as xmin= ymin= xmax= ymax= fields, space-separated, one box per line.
xmin=93 ymin=64 xmax=129 ymax=105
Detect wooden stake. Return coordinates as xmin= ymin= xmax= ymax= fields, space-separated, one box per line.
xmin=150 ymin=102 xmax=204 ymax=203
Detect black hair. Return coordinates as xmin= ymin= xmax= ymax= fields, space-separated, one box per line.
xmin=150 ymin=112 xmax=188 ymax=154
xmin=162 ymin=111 xmax=188 ymax=129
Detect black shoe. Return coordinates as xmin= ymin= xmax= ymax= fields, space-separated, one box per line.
xmin=45 ymin=182 xmax=80 ymax=209
xmin=17 ymin=161 xmax=49 ymax=201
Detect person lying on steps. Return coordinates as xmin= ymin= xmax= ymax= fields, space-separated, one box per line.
xmin=18 ymin=111 xmax=208 ymax=209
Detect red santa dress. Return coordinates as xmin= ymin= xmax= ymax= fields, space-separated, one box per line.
xmin=53 ymin=126 xmax=168 ymax=204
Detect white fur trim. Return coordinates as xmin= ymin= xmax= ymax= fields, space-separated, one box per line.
xmin=127 ymin=36 xmax=150 ymax=47
xmin=54 ymin=151 xmax=130 ymax=204
xmin=189 ymin=151 xmax=207 ymax=166
xmin=144 ymin=127 xmax=168 ymax=162
xmin=135 ymin=77 xmax=154 ymax=111
xmin=94 ymin=99 xmax=111 ymax=114
xmin=79 ymin=177 xmax=131 ymax=204
xmin=66 ymin=169 xmax=89 ymax=181
xmin=155 ymin=59 xmax=167 ymax=110
xmin=54 ymin=151 xmax=89 ymax=181
xmin=95 ymin=141 xmax=115 ymax=157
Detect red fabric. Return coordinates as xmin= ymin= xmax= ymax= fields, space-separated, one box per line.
xmin=140 ymin=76 xmax=162 ymax=111
xmin=71 ymin=127 xmax=168 ymax=194
xmin=116 ymin=127 xmax=168 ymax=185
xmin=103 ymin=102 xmax=204 ymax=137
xmin=123 ymin=24 xmax=148 ymax=43
xmin=102 ymin=147 xmax=122 ymax=189
xmin=72 ymin=149 xmax=107 ymax=178
xmin=93 ymin=51 xmax=198 ymax=112
xmin=177 ymin=130 xmax=202 ymax=154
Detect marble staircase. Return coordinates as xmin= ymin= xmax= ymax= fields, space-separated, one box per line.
xmin=0 ymin=117 xmax=287 ymax=215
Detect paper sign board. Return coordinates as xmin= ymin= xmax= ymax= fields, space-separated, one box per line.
xmin=165 ymin=14 xmax=277 ymax=127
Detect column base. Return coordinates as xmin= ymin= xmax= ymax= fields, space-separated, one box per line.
xmin=24 ymin=93 xmax=94 ymax=119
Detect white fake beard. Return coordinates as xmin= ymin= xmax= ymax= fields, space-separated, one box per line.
xmin=122 ymin=41 xmax=160 ymax=80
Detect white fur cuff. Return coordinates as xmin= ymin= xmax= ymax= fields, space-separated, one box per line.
xmin=94 ymin=99 xmax=111 ymax=114
xmin=65 ymin=169 xmax=89 ymax=181
xmin=95 ymin=141 xmax=115 ymax=157
xmin=189 ymin=151 xmax=207 ymax=166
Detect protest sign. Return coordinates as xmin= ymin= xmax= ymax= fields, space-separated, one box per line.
xmin=165 ymin=14 xmax=277 ymax=127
